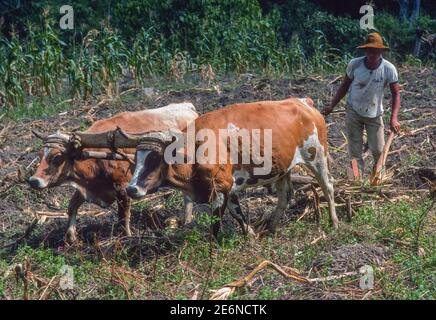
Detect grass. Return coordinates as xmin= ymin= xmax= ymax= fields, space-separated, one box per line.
xmin=1 ymin=95 xmax=73 ymax=122
xmin=131 ymin=200 xmax=151 ymax=213
xmin=0 ymin=197 xmax=433 ymax=300
xmin=0 ymin=73 xmax=246 ymax=122
xmin=351 ymin=200 xmax=435 ymax=299
xmin=3 ymin=185 xmax=26 ymax=209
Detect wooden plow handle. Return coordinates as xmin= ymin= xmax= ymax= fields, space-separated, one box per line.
xmin=370 ymin=131 xmax=396 ymax=186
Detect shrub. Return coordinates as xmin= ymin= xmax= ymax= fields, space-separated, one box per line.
xmin=376 ymin=12 xmax=436 ymax=60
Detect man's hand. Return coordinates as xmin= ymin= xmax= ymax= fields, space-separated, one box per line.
xmin=321 ymin=105 xmax=334 ymax=116
xmin=322 ymin=74 xmax=352 ymax=117
xmin=390 ymin=117 xmax=400 ymax=133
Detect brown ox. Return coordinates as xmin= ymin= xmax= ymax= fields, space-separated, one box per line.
xmin=119 ymin=98 xmax=339 ymax=236
xmin=29 ymin=103 xmax=198 ymax=243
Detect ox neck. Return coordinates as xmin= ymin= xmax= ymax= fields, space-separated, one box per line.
xmin=165 ymin=163 xmax=195 ymax=195
xmin=70 ymin=159 xmax=98 ymax=183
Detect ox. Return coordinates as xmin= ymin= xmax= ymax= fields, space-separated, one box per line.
xmin=115 ymin=98 xmax=339 ymax=236
xmin=29 ymin=103 xmax=198 ymax=243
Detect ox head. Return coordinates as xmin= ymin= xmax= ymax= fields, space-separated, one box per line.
xmin=29 ymin=130 xmax=81 ymax=189
xmin=123 ymin=129 xmax=179 ymax=199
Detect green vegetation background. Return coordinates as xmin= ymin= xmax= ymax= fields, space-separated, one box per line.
xmin=0 ymin=0 xmax=435 ymax=110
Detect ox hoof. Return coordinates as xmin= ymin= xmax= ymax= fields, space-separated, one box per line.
xmin=266 ymin=223 xmax=277 ymax=236
xmin=117 ymin=225 xmax=132 ymax=237
xmin=253 ymin=218 xmax=276 ymax=238
xmin=254 ymin=219 xmax=267 ymax=231
xmin=184 ymin=216 xmax=195 ymax=225
xmin=331 ymin=220 xmax=340 ymax=231
xmin=65 ymin=231 xmax=78 ymax=245
xmin=245 ymin=226 xmax=257 ymax=239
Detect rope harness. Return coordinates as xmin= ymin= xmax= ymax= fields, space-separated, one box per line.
xmin=43 ymin=137 xmax=70 ymax=154
xmin=136 ymin=137 xmax=166 ymax=153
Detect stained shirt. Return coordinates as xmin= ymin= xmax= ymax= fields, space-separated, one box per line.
xmin=346 ymin=56 xmax=398 ymax=118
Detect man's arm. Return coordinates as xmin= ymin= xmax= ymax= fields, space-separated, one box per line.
xmin=321 ymin=75 xmax=353 ymax=116
xmin=389 ymin=82 xmax=401 ymax=133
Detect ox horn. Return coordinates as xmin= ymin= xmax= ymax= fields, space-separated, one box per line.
xmin=149 ymin=129 xmax=182 ymax=143
xmin=117 ymin=127 xmax=144 ymax=143
xmin=31 ymin=130 xmax=48 ymax=140
xmin=119 ymin=128 xmax=182 ymax=144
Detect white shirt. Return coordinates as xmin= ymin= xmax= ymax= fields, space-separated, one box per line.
xmin=346 ymin=56 xmax=398 ymax=118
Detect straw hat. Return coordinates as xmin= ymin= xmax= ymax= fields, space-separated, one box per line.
xmin=357 ymin=32 xmax=390 ymax=50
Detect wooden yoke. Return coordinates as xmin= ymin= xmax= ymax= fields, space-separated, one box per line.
xmin=70 ymin=127 xmax=143 ymax=164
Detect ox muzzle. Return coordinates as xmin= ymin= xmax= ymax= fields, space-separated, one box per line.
xmin=28 ymin=176 xmax=49 ymax=189
xmin=126 ymin=138 xmax=166 ymax=199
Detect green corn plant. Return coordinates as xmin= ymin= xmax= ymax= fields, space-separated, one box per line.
xmin=0 ymin=37 xmax=7 ymax=106
xmin=285 ymin=37 xmax=307 ymax=76
xmin=1 ymin=32 xmax=28 ymax=109
xmin=308 ymin=30 xmax=342 ymax=74
xmin=130 ymin=27 xmax=159 ymax=85
xmin=77 ymin=29 xmax=102 ymax=100
xmin=0 ymin=1 xmax=364 ymax=113
xmin=96 ymin=28 xmax=128 ymax=97
xmin=130 ymin=28 xmax=178 ymax=83
xmin=169 ymin=49 xmax=196 ymax=81
xmin=66 ymin=58 xmax=85 ymax=99
xmin=27 ymin=20 xmax=66 ymax=97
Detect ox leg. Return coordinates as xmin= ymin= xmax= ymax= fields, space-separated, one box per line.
xmin=66 ymin=190 xmax=85 ymax=244
xmin=210 ymin=192 xmax=228 ymax=238
xmin=227 ymin=193 xmax=256 ymax=237
xmin=116 ymin=189 xmax=132 ymax=237
xmin=265 ymin=176 xmax=290 ymax=234
xmin=306 ymin=156 xmax=339 ymax=229
xmin=286 ymin=173 xmax=295 ymax=202
xmin=270 ymin=175 xmax=294 ymax=198
xmin=183 ymin=195 xmax=194 ymax=225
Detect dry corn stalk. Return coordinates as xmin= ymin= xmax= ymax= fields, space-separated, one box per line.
xmin=210 ymin=260 xmax=380 ymax=300
xmin=209 ymin=260 xmax=308 ymax=300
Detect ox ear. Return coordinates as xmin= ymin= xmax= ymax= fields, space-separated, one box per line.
xmin=31 ymin=130 xmax=48 ymax=140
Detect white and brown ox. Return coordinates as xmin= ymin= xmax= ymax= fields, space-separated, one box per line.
xmin=29 ymin=103 xmax=198 ymax=243
xmin=120 ymin=98 xmax=339 ymax=236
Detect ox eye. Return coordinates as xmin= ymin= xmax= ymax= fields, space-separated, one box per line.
xmin=51 ymin=154 xmax=63 ymax=166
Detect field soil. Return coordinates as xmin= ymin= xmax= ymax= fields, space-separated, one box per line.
xmin=0 ymin=66 xmax=434 ymax=300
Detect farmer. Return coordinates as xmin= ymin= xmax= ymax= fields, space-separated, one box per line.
xmin=322 ymin=32 xmax=401 ymax=176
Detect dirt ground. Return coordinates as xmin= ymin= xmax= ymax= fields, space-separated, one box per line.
xmin=0 ymin=66 xmax=434 ymax=299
